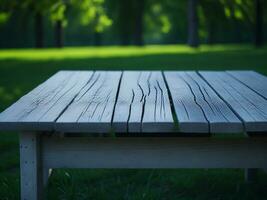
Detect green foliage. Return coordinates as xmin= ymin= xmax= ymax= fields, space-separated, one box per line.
xmin=145 ymin=3 xmax=172 ymax=41
xmin=19 ymin=0 xmax=52 ymax=14
xmin=0 ymin=12 xmax=10 ymax=24
xmin=0 ymin=0 xmax=267 ymax=47
xmin=0 ymin=0 xmax=20 ymax=26
xmin=72 ymin=0 xmax=112 ymax=33
xmin=198 ymin=4 xmax=207 ymax=40
xmin=50 ymin=1 xmax=67 ymax=25
xmin=220 ymin=0 xmax=254 ymax=23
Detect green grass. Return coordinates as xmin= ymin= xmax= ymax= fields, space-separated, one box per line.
xmin=1 ymin=45 xmax=264 ymax=60
xmin=0 ymin=44 xmax=267 ymax=199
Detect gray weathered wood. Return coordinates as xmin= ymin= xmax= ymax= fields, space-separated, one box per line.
xmin=42 ymin=136 xmax=267 ymax=169
xmin=0 ymin=71 xmax=93 ymax=131
xmin=164 ymin=71 xmax=242 ymax=133
xmin=20 ymin=132 xmax=43 ymax=200
xmin=199 ymin=71 xmax=267 ymax=132
xmin=112 ymin=71 xmax=174 ymax=133
xmin=227 ymin=71 xmax=267 ymax=99
xmin=1 ymin=70 xmax=267 ymax=134
xmin=56 ymin=71 xmax=122 ymax=133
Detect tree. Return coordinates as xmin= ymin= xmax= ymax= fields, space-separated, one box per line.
xmin=73 ymin=0 xmax=112 ymax=46
xmin=254 ymin=0 xmax=263 ymax=46
xmin=11 ymin=0 xmax=56 ymax=48
xmin=199 ymin=0 xmax=226 ymax=44
xmin=108 ymin=0 xmax=146 ymax=46
xmin=114 ymin=0 xmax=134 ymax=45
xmin=1 ymin=0 xmax=68 ymax=48
xmin=133 ymin=0 xmax=145 ymax=46
xmin=20 ymin=1 xmax=52 ymax=48
xmin=144 ymin=1 xmax=173 ymax=43
xmin=50 ymin=1 xmax=67 ymax=48
xmin=221 ymin=0 xmax=264 ymax=46
xmin=187 ymin=0 xmax=199 ymax=47
xmin=0 ymin=4 xmax=12 ymax=26
xmin=34 ymin=11 xmax=44 ymax=48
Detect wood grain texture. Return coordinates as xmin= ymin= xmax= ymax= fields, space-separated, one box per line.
xmin=1 ymin=70 xmax=267 ymax=134
xmin=164 ymin=71 xmax=242 ymax=133
xmin=20 ymin=132 xmax=43 ymax=200
xmin=227 ymin=71 xmax=267 ymax=99
xmin=112 ymin=71 xmax=174 ymax=133
xmin=0 ymin=71 xmax=93 ymax=131
xmin=199 ymin=71 xmax=267 ymax=132
xmin=42 ymin=136 xmax=267 ymax=168
xmin=56 ymin=71 xmax=122 ymax=133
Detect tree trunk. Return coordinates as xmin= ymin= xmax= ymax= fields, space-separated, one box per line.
xmin=120 ymin=30 xmax=131 ymax=46
xmin=254 ymin=0 xmax=263 ymax=47
xmin=34 ymin=12 xmax=44 ymax=48
xmin=234 ymin=19 xmax=242 ymax=43
xmin=119 ymin=0 xmax=132 ymax=45
xmin=207 ymin=23 xmax=215 ymax=45
xmin=133 ymin=0 xmax=145 ymax=46
xmin=54 ymin=20 xmax=64 ymax=48
xmin=94 ymin=32 xmax=102 ymax=46
xmin=187 ymin=0 xmax=199 ymax=47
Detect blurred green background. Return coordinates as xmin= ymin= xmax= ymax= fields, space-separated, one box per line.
xmin=0 ymin=0 xmax=267 ymax=48
xmin=0 ymin=0 xmax=267 ymax=199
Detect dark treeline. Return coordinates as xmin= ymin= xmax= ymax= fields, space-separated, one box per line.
xmin=0 ymin=0 xmax=266 ymax=48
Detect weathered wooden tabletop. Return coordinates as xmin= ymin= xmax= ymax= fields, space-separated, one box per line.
xmin=0 ymin=70 xmax=266 ymax=135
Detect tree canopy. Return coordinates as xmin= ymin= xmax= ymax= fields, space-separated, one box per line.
xmin=0 ymin=0 xmax=266 ymax=48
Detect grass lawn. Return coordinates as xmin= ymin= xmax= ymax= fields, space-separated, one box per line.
xmin=0 ymin=44 xmax=267 ymax=199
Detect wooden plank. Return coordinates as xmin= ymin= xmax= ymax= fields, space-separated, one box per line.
xmin=164 ymin=71 xmax=242 ymax=133
xmin=20 ymin=132 xmax=43 ymax=200
xmin=227 ymin=71 xmax=267 ymax=99
xmin=142 ymin=72 xmax=174 ymax=132
xmin=56 ymin=71 xmax=122 ymax=133
xmin=0 ymin=71 xmax=93 ymax=131
xmin=164 ymin=71 xmax=208 ymax=133
xmin=199 ymin=71 xmax=267 ymax=132
xmin=112 ymin=71 xmax=174 ymax=133
xmin=42 ymin=136 xmax=267 ymax=169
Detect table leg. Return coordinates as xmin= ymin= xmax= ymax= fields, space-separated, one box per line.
xmin=245 ymin=168 xmax=258 ymax=183
xmin=20 ymin=132 xmax=43 ymax=200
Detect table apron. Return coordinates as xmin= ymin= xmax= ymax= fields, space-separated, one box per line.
xmin=42 ymin=136 xmax=267 ymax=169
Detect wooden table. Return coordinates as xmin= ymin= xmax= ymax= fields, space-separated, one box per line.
xmin=0 ymin=70 xmax=267 ymax=200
